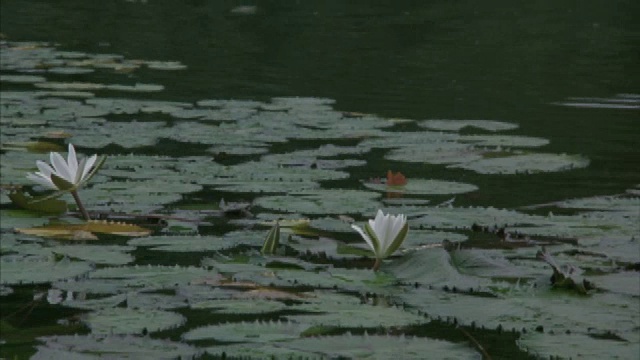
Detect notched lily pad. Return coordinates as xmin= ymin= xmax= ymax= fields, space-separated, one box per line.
xmin=182 ymin=320 xmax=309 ymax=343
xmin=419 ymin=119 xmax=519 ymax=132
xmin=83 ymin=307 xmax=185 ymax=335
xmin=450 ymin=153 xmax=590 ymax=174
xmin=254 ymin=189 xmax=381 ymax=215
xmin=0 ymin=254 xmax=93 ymax=285
xmin=281 ymin=333 xmax=481 ymax=359
xmin=8 ymin=189 xmax=68 ymax=214
xmin=16 ymin=220 xmax=152 ymax=239
xmin=362 ymin=178 xmax=478 ymax=195
xmin=34 ymin=334 xmax=201 ymax=360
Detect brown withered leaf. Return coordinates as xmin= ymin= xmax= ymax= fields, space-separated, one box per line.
xmin=16 ymin=220 xmax=151 ymax=239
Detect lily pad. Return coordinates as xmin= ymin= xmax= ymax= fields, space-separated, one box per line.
xmin=16 ymin=220 xmax=152 ymax=239
xmin=89 ymin=264 xmax=222 ymax=291
xmin=83 ymin=308 xmax=185 ymax=335
xmin=0 ymin=255 xmax=93 ymax=285
xmin=33 ymin=334 xmax=200 ymax=360
xmin=450 ymin=153 xmax=590 ymax=174
xmin=190 ymin=298 xmax=287 ymax=314
xmin=281 ymin=333 xmax=480 ymax=359
xmin=183 ymin=320 xmax=309 ymax=343
xmin=419 ymin=119 xmax=519 ymax=132
xmin=518 ymin=331 xmax=640 ymax=359
xmin=254 ymin=189 xmax=381 ymax=215
xmin=362 ymin=179 xmax=478 ymax=195
xmin=128 ymin=230 xmax=265 ymax=252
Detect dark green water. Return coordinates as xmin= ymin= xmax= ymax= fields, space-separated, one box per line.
xmin=1 ymin=1 xmax=639 ymax=358
xmin=2 ymin=0 xmax=638 ymax=206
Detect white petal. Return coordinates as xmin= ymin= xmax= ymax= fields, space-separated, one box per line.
xmin=80 ymin=154 xmax=97 ymax=181
xmin=26 ymin=173 xmax=57 ymax=190
xmin=36 ymin=160 xmax=54 ymax=177
xmin=351 ymin=224 xmax=377 ymax=255
xmin=75 ymin=157 xmax=87 ymax=184
xmin=50 ymin=152 xmax=74 ymax=183
xmin=389 ymin=214 xmax=406 ymax=243
xmin=371 ymin=210 xmax=387 ymax=241
xmin=67 ymin=144 xmax=79 ymax=180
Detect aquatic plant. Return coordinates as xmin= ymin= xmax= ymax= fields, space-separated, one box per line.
xmin=351 ymin=209 xmax=409 ymax=271
xmin=261 ymin=221 xmax=280 ymax=255
xmin=26 ymin=143 xmax=105 ymax=220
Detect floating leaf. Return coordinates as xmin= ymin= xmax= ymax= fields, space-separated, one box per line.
xmin=419 ymin=119 xmax=519 ymax=132
xmin=203 ymin=343 xmax=317 ymax=359
xmin=518 ymin=331 xmax=640 ymax=359
xmin=8 ymin=190 xmax=67 ymax=214
xmin=363 ymin=178 xmax=478 ymax=195
xmin=0 ymin=255 xmax=93 ymax=285
xmin=281 ymin=333 xmax=481 ymax=359
xmin=450 ymin=153 xmax=590 ymax=174
xmin=254 ymin=189 xmax=381 ymax=215
xmin=89 ymin=264 xmax=221 ymax=290
xmin=83 ymin=308 xmax=185 ymax=335
xmin=190 ymin=298 xmax=286 ymax=314
xmin=33 ymin=334 xmax=200 ymax=360
xmin=1 ymin=141 xmax=64 ymax=153
xmin=182 ymin=320 xmax=309 ymax=343
xmin=16 ymin=220 xmax=151 ymax=239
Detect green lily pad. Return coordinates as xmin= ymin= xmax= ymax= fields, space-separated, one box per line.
xmin=89 ymin=265 xmax=221 ymax=290
xmin=62 ymin=293 xmax=128 ymax=310
xmin=83 ymin=307 xmax=185 ymax=335
xmin=128 ymin=230 xmax=265 ymax=252
xmin=203 ymin=343 xmax=318 ymax=359
xmin=450 ymin=153 xmax=590 ymax=174
xmin=190 ymin=298 xmax=287 ymax=313
xmin=458 ymin=134 xmax=549 ymax=148
xmin=183 ymin=320 xmax=310 ymax=343
xmin=0 ymin=254 xmax=93 ymax=285
xmin=286 ymin=302 xmax=427 ymax=328
xmin=518 ymin=331 xmax=640 ymax=359
xmin=34 ymin=334 xmax=200 ymax=360
xmin=1 ymin=74 xmax=47 ymax=83
xmin=254 ymin=189 xmax=381 ymax=215
xmin=419 ymin=119 xmax=519 ymax=132
xmin=362 ymin=179 xmax=478 ymax=195
xmin=33 ymin=245 xmax=134 ymax=265
xmin=281 ymin=333 xmax=481 ymax=359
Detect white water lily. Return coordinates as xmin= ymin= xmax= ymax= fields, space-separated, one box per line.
xmin=351 ymin=209 xmax=409 ymax=271
xmin=27 ymin=143 xmax=98 ymax=191
xmin=26 ymin=143 xmax=104 ymax=220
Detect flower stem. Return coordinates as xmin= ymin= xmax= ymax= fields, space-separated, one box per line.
xmin=71 ymin=190 xmax=90 ymax=221
xmin=372 ymin=258 xmax=382 ymax=272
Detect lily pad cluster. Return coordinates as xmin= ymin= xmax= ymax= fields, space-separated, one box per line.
xmin=1 ymin=40 xmax=638 ymax=359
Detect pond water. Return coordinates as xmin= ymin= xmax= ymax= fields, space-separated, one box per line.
xmin=1 ymin=1 xmax=638 ymax=359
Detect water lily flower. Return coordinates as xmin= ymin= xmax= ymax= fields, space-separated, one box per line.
xmin=27 ymin=143 xmax=97 ymax=191
xmin=351 ymin=209 xmax=409 ymax=271
xmin=26 ymin=143 xmax=104 ymax=220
